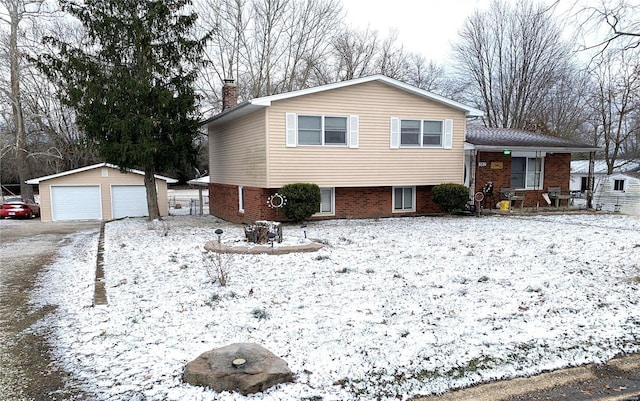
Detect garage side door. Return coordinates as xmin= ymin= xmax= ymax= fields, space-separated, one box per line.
xmin=112 ymin=185 xmax=149 ymax=219
xmin=51 ymin=186 xmax=102 ymax=221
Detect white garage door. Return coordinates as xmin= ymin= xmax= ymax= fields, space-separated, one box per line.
xmin=112 ymin=185 xmax=149 ymax=219
xmin=51 ymin=186 xmax=102 ymax=221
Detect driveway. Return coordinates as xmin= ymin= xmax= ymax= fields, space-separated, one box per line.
xmin=0 ymin=218 xmax=100 ymax=400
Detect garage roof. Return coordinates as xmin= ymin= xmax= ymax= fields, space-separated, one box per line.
xmin=26 ymin=163 xmax=178 ymax=184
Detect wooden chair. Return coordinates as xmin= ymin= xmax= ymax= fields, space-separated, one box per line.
xmin=547 ymin=187 xmax=571 ymax=208
xmin=500 ymin=188 xmax=526 ymax=210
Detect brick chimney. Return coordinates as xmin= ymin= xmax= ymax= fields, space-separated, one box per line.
xmin=222 ymin=79 xmax=238 ymax=111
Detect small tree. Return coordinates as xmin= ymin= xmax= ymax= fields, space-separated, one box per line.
xmin=279 ymin=183 xmax=321 ymax=222
xmin=432 ymin=183 xmax=470 ymax=214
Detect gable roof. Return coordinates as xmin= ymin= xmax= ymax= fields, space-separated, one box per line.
xmin=203 ymin=75 xmax=484 ymax=127
xmin=25 ymin=163 xmax=178 ymax=184
xmin=465 ymin=126 xmax=601 ymax=153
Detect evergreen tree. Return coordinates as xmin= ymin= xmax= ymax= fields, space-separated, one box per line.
xmin=37 ymin=0 xmax=208 ymax=219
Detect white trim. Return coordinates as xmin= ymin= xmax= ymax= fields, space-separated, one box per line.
xmin=443 ymin=119 xmax=453 ymax=149
xmin=111 ymin=185 xmax=149 ymax=219
xmin=315 ymin=187 xmax=335 ymax=216
xmin=392 ymin=186 xmax=416 ymax=213
xmin=50 ymin=184 xmax=102 ymax=221
xmin=26 ymin=162 xmax=177 ymax=184
xmin=250 ymin=75 xmax=484 ymax=116
xmin=204 ymin=75 xmax=484 ymax=127
xmin=290 ymin=114 xmax=354 ymax=147
xmin=285 ymin=113 xmax=297 ymax=147
xmin=238 ymin=186 xmax=245 ymax=213
xmin=349 ymin=115 xmax=359 ymax=148
xmin=390 ymin=117 xmax=400 ymax=149
xmin=395 ymin=118 xmax=449 ymax=148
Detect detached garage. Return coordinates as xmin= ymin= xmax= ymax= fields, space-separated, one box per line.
xmin=26 ymin=163 xmax=177 ymax=222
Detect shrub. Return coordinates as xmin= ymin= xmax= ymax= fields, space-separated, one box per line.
xmin=432 ymin=183 xmax=470 ymax=213
xmin=279 ymin=183 xmax=321 ymax=222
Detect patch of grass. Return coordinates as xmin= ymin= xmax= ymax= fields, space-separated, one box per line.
xmin=314 ymin=254 xmax=331 ymax=261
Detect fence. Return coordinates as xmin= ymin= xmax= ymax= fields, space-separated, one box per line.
xmin=168 ymin=194 xmax=209 ymax=216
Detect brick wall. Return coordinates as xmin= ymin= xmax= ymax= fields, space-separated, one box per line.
xmin=474 ymin=151 xmax=572 ymax=208
xmin=209 ymin=183 xmax=441 ymax=223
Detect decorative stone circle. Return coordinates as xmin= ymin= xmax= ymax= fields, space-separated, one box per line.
xmin=182 ymin=342 xmax=294 ymax=395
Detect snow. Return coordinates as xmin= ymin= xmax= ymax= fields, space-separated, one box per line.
xmin=28 ymin=213 xmax=640 ymax=400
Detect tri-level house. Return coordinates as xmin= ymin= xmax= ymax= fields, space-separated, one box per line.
xmin=203 ymin=75 xmax=483 ymax=223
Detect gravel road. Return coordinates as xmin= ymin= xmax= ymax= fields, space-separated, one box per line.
xmin=0 ymin=218 xmax=100 ymax=401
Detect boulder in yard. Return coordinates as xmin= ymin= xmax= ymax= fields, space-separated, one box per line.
xmin=182 ymin=342 xmax=293 ymax=395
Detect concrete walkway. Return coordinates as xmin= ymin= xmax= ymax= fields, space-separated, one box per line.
xmin=413 ymin=354 xmax=640 ymax=401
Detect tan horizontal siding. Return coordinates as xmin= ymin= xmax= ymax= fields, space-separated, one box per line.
xmin=266 ymin=80 xmax=466 ymax=187
xmin=37 ymin=166 xmax=168 ymax=221
xmin=209 ymin=110 xmax=267 ymax=187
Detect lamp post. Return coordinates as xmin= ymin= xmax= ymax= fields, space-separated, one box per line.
xmin=215 ymin=228 xmax=223 ymax=244
xmin=268 ymin=231 xmax=276 ymax=248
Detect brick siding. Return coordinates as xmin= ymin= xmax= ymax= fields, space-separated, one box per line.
xmin=209 ymin=183 xmax=442 ymax=223
xmin=474 ymin=152 xmax=572 ymax=208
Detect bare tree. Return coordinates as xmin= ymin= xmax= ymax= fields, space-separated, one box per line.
xmin=587 ymin=50 xmax=640 ymax=173
xmin=452 ymin=0 xmax=574 ymax=129
xmin=575 ymin=0 xmax=640 ymax=54
xmin=195 ymin=0 xmax=342 ymax=111
xmin=0 ymin=0 xmax=50 ymax=199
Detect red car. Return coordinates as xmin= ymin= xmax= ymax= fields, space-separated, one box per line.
xmin=0 ymin=197 xmax=41 ymax=219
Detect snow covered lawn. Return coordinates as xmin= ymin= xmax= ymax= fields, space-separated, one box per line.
xmin=30 ymin=214 xmax=640 ymax=400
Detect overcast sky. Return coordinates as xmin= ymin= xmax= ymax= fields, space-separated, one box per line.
xmin=339 ymin=0 xmax=639 ymax=65
xmin=340 ymin=0 xmax=492 ymax=63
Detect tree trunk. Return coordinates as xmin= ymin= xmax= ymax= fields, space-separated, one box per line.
xmin=144 ymin=169 xmax=161 ymax=220
xmin=8 ymin=0 xmax=34 ymax=200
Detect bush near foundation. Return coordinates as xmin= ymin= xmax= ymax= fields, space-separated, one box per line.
xmin=432 ymin=183 xmax=470 ymax=213
xmin=280 ymin=183 xmax=321 ymax=222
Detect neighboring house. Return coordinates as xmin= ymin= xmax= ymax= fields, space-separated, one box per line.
xmin=571 ymin=160 xmax=640 ymax=215
xmin=203 ymin=75 xmax=483 ymax=223
xmin=465 ymin=127 xmax=601 ymax=208
xmin=26 ymin=163 xmax=177 ymax=222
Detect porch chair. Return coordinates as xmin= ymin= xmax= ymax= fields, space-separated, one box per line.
xmin=547 ymin=187 xmax=571 ymax=208
xmin=500 ymin=188 xmax=526 ymax=210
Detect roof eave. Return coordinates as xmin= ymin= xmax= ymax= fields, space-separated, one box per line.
xmin=202 ymin=75 xmax=484 ymax=126
xmin=466 ymin=144 xmax=603 ymax=153
xmin=26 ymin=162 xmax=178 ymax=184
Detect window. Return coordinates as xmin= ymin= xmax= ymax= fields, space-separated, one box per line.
xmin=286 ymin=113 xmax=358 ymax=148
xmin=510 ymin=157 xmax=543 ymax=189
xmin=298 ymin=115 xmax=347 ymax=146
xmin=400 ymin=119 xmax=443 ymax=147
xmin=392 ymin=186 xmax=415 ymax=212
xmin=238 ymin=186 xmax=245 ymax=213
xmin=614 ymin=179 xmax=625 ymax=191
xmin=318 ymin=188 xmax=334 ymax=215
xmin=390 ymin=118 xmax=452 ymax=149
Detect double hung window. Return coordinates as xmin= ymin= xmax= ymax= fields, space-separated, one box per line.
xmin=297 ymin=115 xmax=347 ymax=146
xmin=400 ymin=119 xmax=443 ymax=147
xmin=390 ymin=117 xmax=452 ymax=149
xmin=286 ymin=113 xmax=358 ymax=148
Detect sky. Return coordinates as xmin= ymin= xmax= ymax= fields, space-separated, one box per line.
xmin=339 ymin=0 xmax=640 ymax=65
xmin=340 ymin=0 xmax=493 ymax=63
xmin=22 ymin=212 xmax=640 ymax=400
